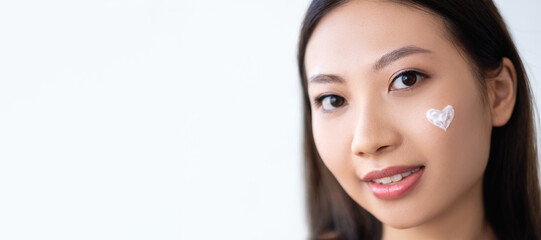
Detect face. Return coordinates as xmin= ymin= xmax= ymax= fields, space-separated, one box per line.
xmin=304 ymin=0 xmax=493 ymax=229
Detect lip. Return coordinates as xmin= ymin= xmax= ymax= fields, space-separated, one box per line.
xmin=362 ymin=165 xmax=423 ymax=181
xmin=364 ymin=166 xmax=425 ymax=200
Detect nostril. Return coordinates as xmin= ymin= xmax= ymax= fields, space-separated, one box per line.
xmin=376 ymin=145 xmax=391 ymax=152
xmin=355 ymin=145 xmax=392 ymax=157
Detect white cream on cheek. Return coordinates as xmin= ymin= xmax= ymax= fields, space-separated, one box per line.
xmin=426 ymin=105 xmax=455 ymax=131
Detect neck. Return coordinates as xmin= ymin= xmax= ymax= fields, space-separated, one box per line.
xmin=382 ymin=179 xmax=497 ymax=240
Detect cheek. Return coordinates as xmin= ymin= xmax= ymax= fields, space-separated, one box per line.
xmin=430 ymin=100 xmax=491 ymax=181
xmin=403 ymin=93 xmax=492 ymax=201
xmin=311 ymin=114 xmax=354 ymax=176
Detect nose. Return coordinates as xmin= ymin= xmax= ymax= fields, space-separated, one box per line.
xmin=351 ymin=105 xmax=401 ymax=157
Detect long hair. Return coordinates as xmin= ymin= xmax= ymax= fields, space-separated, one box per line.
xmin=297 ymin=1 xmax=541 ymax=239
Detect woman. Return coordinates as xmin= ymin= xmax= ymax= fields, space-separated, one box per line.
xmin=297 ymin=0 xmax=541 ymax=239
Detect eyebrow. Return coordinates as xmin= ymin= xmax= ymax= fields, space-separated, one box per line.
xmin=308 ymin=45 xmax=431 ymax=85
xmin=373 ymin=45 xmax=432 ymax=71
xmin=308 ymin=74 xmax=345 ymax=85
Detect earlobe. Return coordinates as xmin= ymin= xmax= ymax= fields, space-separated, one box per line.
xmin=487 ymin=57 xmax=517 ymax=127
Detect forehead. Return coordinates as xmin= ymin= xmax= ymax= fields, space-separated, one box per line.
xmin=304 ymin=0 xmax=451 ymax=75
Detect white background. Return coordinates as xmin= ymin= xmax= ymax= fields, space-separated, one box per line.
xmin=0 ymin=1 xmax=539 ymax=240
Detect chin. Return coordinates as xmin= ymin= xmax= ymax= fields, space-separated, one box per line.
xmin=374 ymin=210 xmax=429 ymax=230
xmin=382 ymin=220 xmax=420 ymax=230
xmin=381 ymin=219 xmax=421 ymax=229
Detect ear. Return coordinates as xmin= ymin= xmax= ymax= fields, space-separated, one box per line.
xmin=486 ymin=57 xmax=517 ymax=127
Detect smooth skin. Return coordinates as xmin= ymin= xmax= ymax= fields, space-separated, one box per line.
xmin=304 ymin=1 xmax=516 ymax=239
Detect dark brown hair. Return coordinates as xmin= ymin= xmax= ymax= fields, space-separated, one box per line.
xmin=297 ymin=1 xmax=541 ymax=239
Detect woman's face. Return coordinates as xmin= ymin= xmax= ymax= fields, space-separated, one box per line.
xmin=304 ymin=0 xmax=493 ymax=229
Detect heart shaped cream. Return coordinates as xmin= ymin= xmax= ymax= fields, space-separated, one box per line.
xmin=426 ymin=105 xmax=455 ymax=131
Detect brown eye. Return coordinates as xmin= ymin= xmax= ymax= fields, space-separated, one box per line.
xmin=390 ymin=70 xmax=424 ymax=90
xmin=401 ymin=72 xmax=418 ymax=85
xmin=321 ymin=95 xmax=346 ymax=111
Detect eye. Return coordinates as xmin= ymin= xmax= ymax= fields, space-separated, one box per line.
xmin=316 ymin=94 xmax=346 ymax=111
xmin=390 ymin=70 xmax=425 ymax=91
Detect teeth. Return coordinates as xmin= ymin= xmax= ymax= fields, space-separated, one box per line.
xmin=372 ymin=167 xmax=421 ymax=185
xmin=391 ymin=174 xmax=402 ymax=182
xmin=380 ymin=177 xmax=392 ymax=184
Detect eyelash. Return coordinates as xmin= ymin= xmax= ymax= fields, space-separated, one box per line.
xmin=389 ymin=70 xmax=428 ymax=91
xmin=313 ymin=94 xmax=347 ymax=112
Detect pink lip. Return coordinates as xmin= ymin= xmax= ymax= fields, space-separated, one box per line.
xmin=363 ymin=166 xmax=425 ymax=200
xmin=362 ymin=166 xmax=422 ymax=181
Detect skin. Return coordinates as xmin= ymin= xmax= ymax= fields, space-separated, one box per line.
xmin=304 ymin=0 xmax=516 ymax=239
